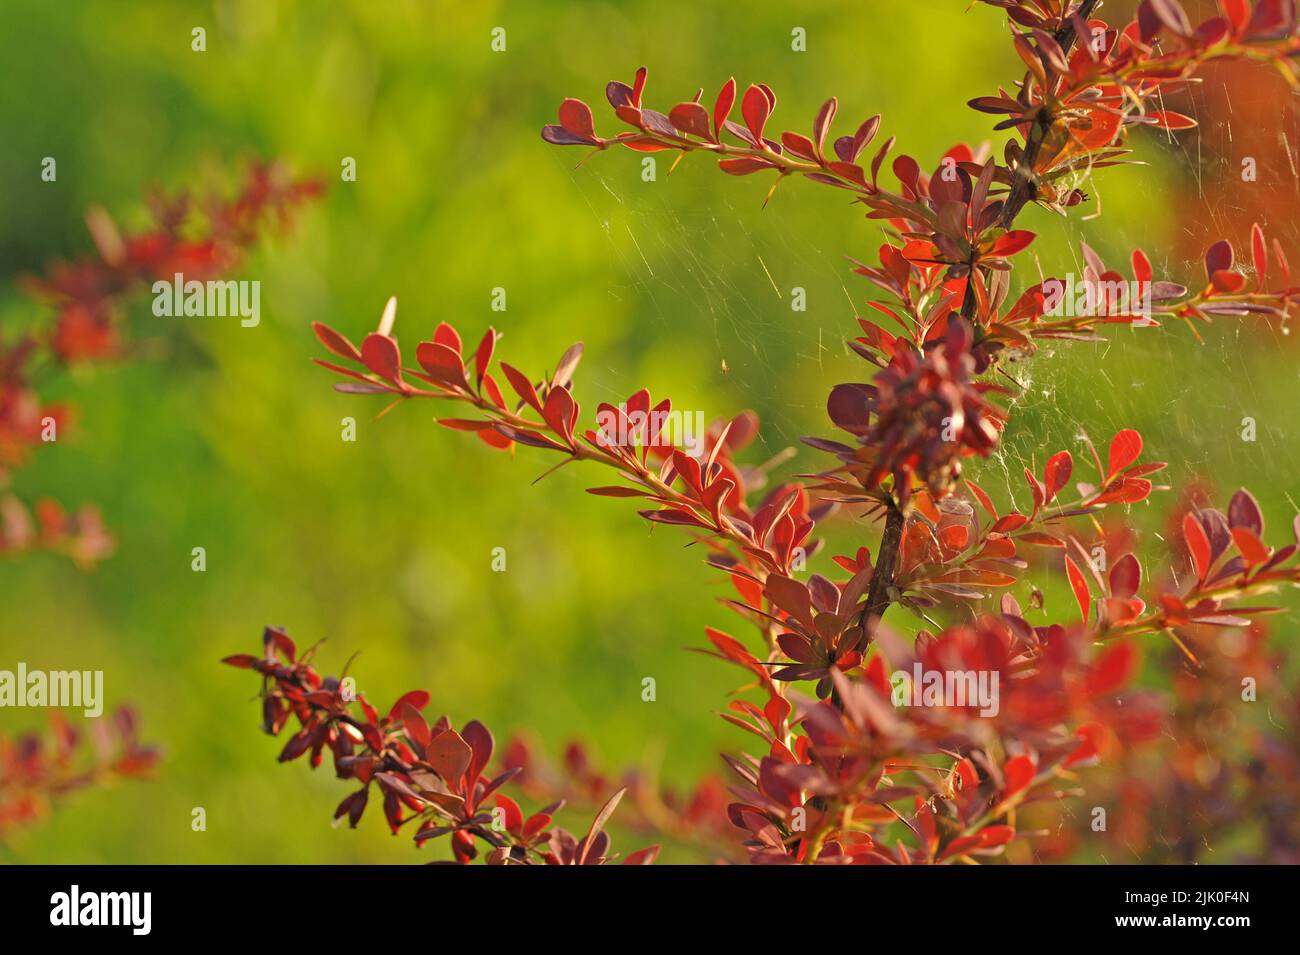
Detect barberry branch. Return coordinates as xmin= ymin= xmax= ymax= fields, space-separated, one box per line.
xmin=253 ymin=0 xmax=1300 ymax=866
xmin=1000 ymin=0 xmax=1101 ymax=229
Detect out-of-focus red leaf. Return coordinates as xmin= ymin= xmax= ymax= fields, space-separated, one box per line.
xmin=1232 ymin=527 xmax=1269 ymax=567
xmin=1064 ymin=556 xmax=1091 ymax=624
xmin=1088 ymin=642 xmax=1137 ymax=695
xmin=1002 ymin=755 xmax=1036 ymax=800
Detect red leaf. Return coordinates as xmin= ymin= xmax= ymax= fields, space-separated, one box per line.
xmin=426 ymin=731 xmax=472 ymax=789
xmin=741 ymin=84 xmax=771 ymax=143
xmin=777 ymin=632 xmax=815 ymax=664
xmin=578 ymin=787 xmax=626 ymax=865
xmin=939 ymin=834 xmax=987 ymax=861
xmin=1064 ymin=556 xmax=1091 ymax=624
xmin=1183 ymin=512 xmax=1212 ymax=581
xmin=1043 ymin=450 xmax=1072 ymax=501
xmin=893 ymin=154 xmax=921 ymax=196
xmin=780 ymin=131 xmax=817 ymax=160
xmin=361 ymin=333 xmax=402 ymax=384
xmin=639 ymin=507 xmax=704 ymax=527
xmin=989 ymin=230 xmax=1036 ymax=257
xmin=558 ymin=98 xmax=596 ymax=140
xmin=415 ymin=341 xmax=467 ymax=388
xmin=978 ymin=824 xmax=1016 ymax=849
xmin=264 ymin=626 xmax=297 ymax=662
xmin=1211 ymin=269 xmax=1247 ymax=294
xmin=541 ymin=386 xmax=577 ymax=446
xmin=812 ymin=97 xmax=837 ymax=156
xmin=495 ymin=425 xmax=566 ymax=452
xmin=313 ymin=322 xmax=362 ymax=363
xmin=1205 ymin=239 xmax=1234 ymax=279
xmin=713 ymin=78 xmax=736 ymax=137
xmin=719 ymin=157 xmax=778 ymax=176
xmin=432 ymin=321 xmax=462 ymax=354
xmin=1002 ymin=755 xmax=1036 ymax=800
xmin=1088 ymin=642 xmax=1137 ymax=696
xmin=1251 ymin=223 xmax=1268 ymax=289
xmin=1092 ymin=477 xmax=1152 ymax=505
xmin=1149 ymin=109 xmax=1197 ymax=130
xmin=669 ymin=101 xmax=712 ymax=139
xmin=477 ymin=428 xmax=513 ymax=451
xmin=705 ymin=627 xmax=760 ymax=668
xmin=461 ymin=720 xmax=494 ymax=785
xmin=586 ymin=485 xmax=647 ymax=498
xmin=765 ymin=574 xmax=814 ymax=630
xmin=966 ymin=479 xmax=998 ymax=519
xmin=436 ymin=418 xmax=493 ymax=431
xmin=1106 ymin=429 xmax=1143 ymax=479
xmin=939 ymin=524 xmax=970 ymax=552
xmin=1131 ymin=248 xmax=1152 ymax=287
xmin=623 ymin=845 xmax=661 ymax=865
xmin=400 ymin=703 xmax=431 ymax=748
xmin=1109 ymin=553 xmax=1142 ymax=599
xmin=1023 ymin=468 xmax=1046 ymax=513
xmin=1072 ymin=107 xmax=1121 ymax=149
xmin=386 ymin=690 xmax=430 ymax=722
xmin=495 ymin=793 xmax=524 ymax=834
xmin=1149 ymin=0 xmax=1193 ymax=36
xmin=1222 ymin=0 xmax=1251 ymax=32
xmin=500 ymin=362 xmax=542 ymax=412
xmin=474 ymin=328 xmax=496 ymax=386
xmin=1232 ymin=527 xmax=1270 ymax=568
xmin=1227 ymin=487 xmax=1264 ymax=535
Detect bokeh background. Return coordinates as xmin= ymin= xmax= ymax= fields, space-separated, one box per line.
xmin=1 ymin=0 xmax=1297 ymax=863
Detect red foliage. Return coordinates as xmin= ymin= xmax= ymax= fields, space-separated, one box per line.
xmin=1 ymin=161 xmax=321 ymax=564
xmin=0 ymin=707 xmax=158 ymax=839
xmin=223 ymin=630 xmax=659 ymax=865
xmin=230 ymin=0 xmax=1300 ymax=863
xmin=1 ymin=162 xmax=319 ymax=840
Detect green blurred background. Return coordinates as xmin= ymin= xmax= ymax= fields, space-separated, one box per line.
xmin=1 ymin=0 xmax=1296 ymax=863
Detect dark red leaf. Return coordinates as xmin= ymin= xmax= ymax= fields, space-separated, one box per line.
xmin=361 ymin=334 xmax=402 ymax=385
xmin=386 ymin=690 xmax=430 ymax=722
xmin=1064 ymin=556 xmax=1091 ymax=624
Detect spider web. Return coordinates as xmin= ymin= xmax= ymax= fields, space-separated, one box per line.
xmin=551 ymin=63 xmax=1300 ymax=542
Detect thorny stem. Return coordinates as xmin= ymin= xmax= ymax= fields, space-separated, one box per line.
xmin=961 ymin=0 xmax=1100 ymax=322
xmin=1002 ymin=0 xmax=1101 ymax=227
xmin=860 ymin=497 xmax=905 ymax=641
xmin=935 ymin=5 xmax=1100 ymax=654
